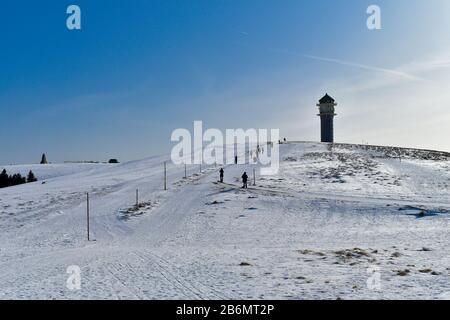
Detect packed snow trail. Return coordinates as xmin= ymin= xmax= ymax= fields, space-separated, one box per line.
xmin=0 ymin=163 xmax=229 ymax=299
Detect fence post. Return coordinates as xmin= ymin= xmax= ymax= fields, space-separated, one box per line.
xmin=136 ymin=189 xmax=139 ymax=207
xmin=86 ymin=192 xmax=90 ymax=241
xmin=164 ymin=161 xmax=167 ymax=190
xmin=253 ymin=168 xmax=256 ymax=186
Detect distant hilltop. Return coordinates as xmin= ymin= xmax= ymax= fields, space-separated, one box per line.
xmin=64 ymin=159 xmax=120 ymax=164
xmin=333 ymin=143 xmax=450 ymax=161
xmin=285 ymin=141 xmax=450 ymax=161
xmin=64 ymin=161 xmax=104 ymax=164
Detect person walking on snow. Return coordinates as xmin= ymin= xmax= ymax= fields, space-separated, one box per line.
xmin=219 ymin=168 xmax=224 ymax=183
xmin=242 ymin=172 xmax=248 ymax=189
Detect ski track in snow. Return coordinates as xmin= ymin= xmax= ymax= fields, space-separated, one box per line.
xmin=1 ymin=142 xmax=450 ymax=299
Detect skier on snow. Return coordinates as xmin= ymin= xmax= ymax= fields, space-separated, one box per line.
xmin=219 ymin=168 xmax=224 ymax=183
xmin=242 ymin=172 xmax=248 ymax=189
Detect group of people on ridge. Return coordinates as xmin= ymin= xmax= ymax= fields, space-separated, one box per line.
xmin=219 ymin=168 xmax=248 ymax=189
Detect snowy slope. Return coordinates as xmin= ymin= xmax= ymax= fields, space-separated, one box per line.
xmin=0 ymin=142 xmax=449 ymax=300
xmin=1 ymin=163 xmax=111 ymax=181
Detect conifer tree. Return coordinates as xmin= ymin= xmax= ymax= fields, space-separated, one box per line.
xmin=10 ymin=173 xmax=26 ymax=186
xmin=27 ymin=170 xmax=38 ymax=183
xmin=0 ymin=169 xmax=8 ymax=188
xmin=40 ymin=153 xmax=48 ymax=164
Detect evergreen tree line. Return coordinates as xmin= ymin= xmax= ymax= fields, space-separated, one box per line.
xmin=0 ymin=169 xmax=37 ymax=189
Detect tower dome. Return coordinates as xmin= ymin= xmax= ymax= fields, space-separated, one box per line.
xmin=319 ymin=93 xmax=335 ymax=104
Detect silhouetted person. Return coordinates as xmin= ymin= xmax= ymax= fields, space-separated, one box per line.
xmin=242 ymin=172 xmax=248 ymax=189
xmin=234 ymin=155 xmax=238 ymax=164
xmin=219 ymin=168 xmax=224 ymax=183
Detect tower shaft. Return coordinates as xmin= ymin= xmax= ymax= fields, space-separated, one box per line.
xmin=320 ymin=114 xmax=334 ymax=143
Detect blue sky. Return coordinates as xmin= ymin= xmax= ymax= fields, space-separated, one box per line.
xmin=1 ymin=0 xmax=450 ymax=164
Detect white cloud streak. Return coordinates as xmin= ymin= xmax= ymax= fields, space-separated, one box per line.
xmin=303 ymin=54 xmax=424 ymax=81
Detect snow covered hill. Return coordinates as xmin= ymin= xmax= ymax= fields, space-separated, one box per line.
xmin=0 ymin=142 xmax=449 ymax=299
xmin=1 ymin=163 xmax=110 ymax=181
